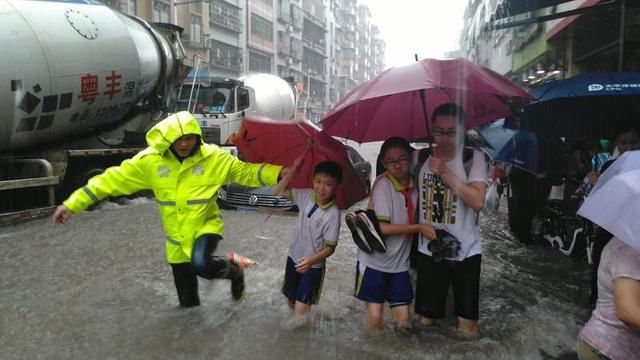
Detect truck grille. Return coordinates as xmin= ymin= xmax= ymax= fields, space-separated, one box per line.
xmin=201 ymin=127 xmax=221 ymax=145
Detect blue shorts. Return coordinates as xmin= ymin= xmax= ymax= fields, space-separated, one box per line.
xmin=281 ymin=256 xmax=325 ymax=305
xmin=354 ymin=261 xmax=413 ymax=307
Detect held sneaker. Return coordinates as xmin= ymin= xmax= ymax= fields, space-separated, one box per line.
xmin=355 ymin=210 xmax=386 ymax=253
xmin=226 ymin=261 xmax=245 ymax=302
xmin=227 ymin=252 xmax=257 ymax=269
xmin=346 ymin=212 xmax=372 ymax=254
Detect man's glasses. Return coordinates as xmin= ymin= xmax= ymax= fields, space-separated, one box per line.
xmin=383 ymin=157 xmax=410 ymax=167
xmin=432 ymin=128 xmax=458 ymax=138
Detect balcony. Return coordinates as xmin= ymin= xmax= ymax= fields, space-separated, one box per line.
xmin=211 ymin=55 xmax=243 ymax=71
xmin=290 ymin=38 xmax=303 ymax=61
xmin=291 ymin=5 xmax=304 ymax=30
xmin=210 ymin=13 xmax=242 ymax=32
xmin=277 ymin=41 xmax=290 ymax=56
xmin=278 ymin=0 xmax=291 ymax=23
xmin=302 ymin=37 xmax=326 ymax=55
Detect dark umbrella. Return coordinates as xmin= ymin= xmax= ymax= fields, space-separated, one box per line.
xmin=519 ymin=72 xmax=640 ymax=139
xmin=321 ymin=57 xmax=533 ymax=143
xmin=473 ymin=119 xmax=539 ymax=174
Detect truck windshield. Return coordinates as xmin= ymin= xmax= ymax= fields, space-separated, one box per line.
xmin=174 ymin=83 xmax=235 ymax=114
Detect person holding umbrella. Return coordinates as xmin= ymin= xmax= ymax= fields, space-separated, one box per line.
xmin=414 ymin=103 xmax=488 ymax=337
xmin=277 ymin=160 xmax=343 ymax=327
xmin=353 ymin=137 xmax=437 ymax=332
xmin=576 ymin=150 xmax=640 ymax=359
xmin=52 ymin=111 xmax=298 ymax=308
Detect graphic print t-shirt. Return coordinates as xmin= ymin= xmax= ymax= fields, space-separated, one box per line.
xmin=417 ymin=149 xmax=487 ymax=260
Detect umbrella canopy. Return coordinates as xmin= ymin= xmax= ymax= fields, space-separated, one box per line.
xmin=234 ymin=117 xmax=368 ymax=209
xmin=519 ymin=72 xmax=640 ymax=139
xmin=474 ymin=119 xmax=539 ymax=174
xmin=321 ymin=57 xmax=533 ymax=143
xmin=577 ymin=150 xmax=640 ymax=253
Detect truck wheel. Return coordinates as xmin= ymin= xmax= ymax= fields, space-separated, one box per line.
xmin=74 ymin=167 xmax=105 ymax=189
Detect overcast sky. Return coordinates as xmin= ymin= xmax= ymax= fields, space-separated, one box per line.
xmin=358 ymin=0 xmax=468 ymax=68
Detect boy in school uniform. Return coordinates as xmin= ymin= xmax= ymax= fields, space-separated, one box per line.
xmin=353 ymin=137 xmax=436 ymax=332
xmin=280 ymin=161 xmax=343 ymax=323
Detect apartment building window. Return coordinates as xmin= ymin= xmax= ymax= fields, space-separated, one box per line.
xmin=153 ymin=1 xmax=169 ymax=23
xmin=128 ymin=0 xmax=136 ymax=15
xmin=191 ymin=15 xmax=202 ymax=44
xmin=210 ymin=41 xmax=243 ymax=71
xmin=251 ymin=13 xmax=273 ymax=41
xmin=249 ymin=52 xmax=271 ymax=73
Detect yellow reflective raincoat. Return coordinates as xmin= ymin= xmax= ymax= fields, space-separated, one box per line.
xmin=63 ymin=112 xmax=282 ymax=263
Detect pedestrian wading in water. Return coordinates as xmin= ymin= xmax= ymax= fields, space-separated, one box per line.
xmin=52 ymin=111 xmax=299 ymax=307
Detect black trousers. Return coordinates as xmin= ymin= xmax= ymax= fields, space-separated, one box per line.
xmin=170 ymin=234 xmax=228 ymax=307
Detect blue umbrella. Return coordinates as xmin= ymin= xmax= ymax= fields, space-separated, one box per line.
xmin=519 ymin=72 xmax=640 ymax=139
xmin=473 ymin=119 xmax=539 ymax=174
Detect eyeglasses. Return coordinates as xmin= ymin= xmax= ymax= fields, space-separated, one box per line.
xmin=432 ymin=128 xmax=458 ymax=138
xmin=383 ymin=157 xmax=410 ymax=167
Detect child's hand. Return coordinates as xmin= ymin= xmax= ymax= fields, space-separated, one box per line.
xmin=295 ymin=256 xmax=312 ymax=273
xmin=420 ymin=224 xmax=437 ymax=241
xmin=274 ymin=157 xmax=304 ymax=196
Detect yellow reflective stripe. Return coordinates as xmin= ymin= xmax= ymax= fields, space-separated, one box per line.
xmin=166 ymin=236 xmax=180 ymax=246
xmin=257 ymin=163 xmax=267 ymax=186
xmin=156 ymin=199 xmax=176 ymax=206
xmin=355 ymin=263 xmax=365 ymax=296
xmin=187 ymin=199 xmax=210 ymax=205
xmin=314 ymin=266 xmax=325 ymax=304
xmin=325 ymin=240 xmax=337 ymax=247
xmin=377 ymin=215 xmax=391 ymax=222
xmin=82 ymin=186 xmax=98 ymax=203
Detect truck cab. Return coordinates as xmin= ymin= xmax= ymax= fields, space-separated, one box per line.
xmin=174 ymin=77 xmax=248 ymax=145
xmin=174 ymin=73 xmax=297 ymax=145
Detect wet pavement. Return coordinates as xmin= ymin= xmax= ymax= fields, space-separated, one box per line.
xmin=0 ymin=142 xmax=592 ymax=359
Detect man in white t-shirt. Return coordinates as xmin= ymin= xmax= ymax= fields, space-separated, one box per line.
xmin=414 ymin=103 xmax=488 ymax=337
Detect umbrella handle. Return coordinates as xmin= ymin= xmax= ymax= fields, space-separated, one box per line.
xmin=419 ymin=89 xmax=433 ymax=146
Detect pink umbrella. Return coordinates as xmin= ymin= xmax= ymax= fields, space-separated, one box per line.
xmin=321 ymin=57 xmax=533 ymax=143
xmin=233 ymin=117 xmax=368 ymax=209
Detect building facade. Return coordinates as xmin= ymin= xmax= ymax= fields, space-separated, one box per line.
xmin=101 ymin=0 xmax=385 ymax=122
xmin=461 ymin=0 xmax=640 ymax=89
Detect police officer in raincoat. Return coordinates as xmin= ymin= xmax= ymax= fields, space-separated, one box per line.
xmin=52 ymin=111 xmax=297 ymax=307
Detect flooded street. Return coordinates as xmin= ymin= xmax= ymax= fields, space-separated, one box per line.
xmin=0 ymin=142 xmax=591 ymax=359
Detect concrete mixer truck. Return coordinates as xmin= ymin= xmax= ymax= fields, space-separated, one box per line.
xmin=0 ymin=0 xmax=189 ymax=216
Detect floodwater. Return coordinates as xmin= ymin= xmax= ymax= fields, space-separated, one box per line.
xmin=0 ymin=142 xmax=592 ymax=359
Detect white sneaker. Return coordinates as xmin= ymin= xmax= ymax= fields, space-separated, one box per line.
xmin=346 ymin=212 xmax=372 ymax=254
xmin=356 ymin=211 xmax=386 ymax=253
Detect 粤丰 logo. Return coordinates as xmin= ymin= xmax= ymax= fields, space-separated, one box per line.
xmin=588 ymin=84 xmax=604 ymax=91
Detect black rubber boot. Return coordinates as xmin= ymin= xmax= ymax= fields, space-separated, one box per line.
xmin=225 ymin=261 xmax=245 ymax=302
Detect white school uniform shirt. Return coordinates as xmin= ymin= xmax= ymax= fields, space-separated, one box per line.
xmin=357 ymin=174 xmax=417 ymax=273
xmin=288 ymin=189 xmax=341 ymax=269
xmin=416 ymin=149 xmax=487 ymax=260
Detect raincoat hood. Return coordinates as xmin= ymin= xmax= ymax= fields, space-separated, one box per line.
xmin=146 ymin=111 xmax=203 ymax=154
